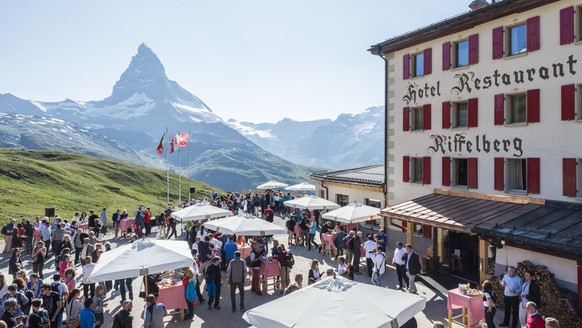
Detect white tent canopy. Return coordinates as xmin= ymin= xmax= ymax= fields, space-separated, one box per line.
xmin=171 ymin=204 xmax=232 ymax=222
xmin=86 ymin=238 xmax=193 ymax=283
xmin=284 ymin=195 xmax=341 ymax=210
xmin=202 ymin=214 xmax=287 ymax=236
xmin=243 ymin=276 xmax=426 ymax=328
xmin=285 ymin=182 xmax=316 ymax=191
xmin=322 ymin=203 xmax=381 ymax=224
xmin=256 ymin=180 xmax=289 ymax=190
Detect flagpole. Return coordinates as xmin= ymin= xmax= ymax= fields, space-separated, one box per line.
xmin=188 ymin=130 xmax=191 ymax=202
xmin=166 ymin=127 xmax=169 ymax=205
xmin=178 ymin=131 xmax=182 ymax=206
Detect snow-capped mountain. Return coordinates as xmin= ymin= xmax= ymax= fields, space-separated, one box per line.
xmin=0 ymin=44 xmax=311 ymax=191
xmin=228 ymin=106 xmax=384 ymax=169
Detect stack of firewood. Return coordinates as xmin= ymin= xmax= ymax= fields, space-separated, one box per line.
xmin=491 ymin=260 xmax=581 ymax=328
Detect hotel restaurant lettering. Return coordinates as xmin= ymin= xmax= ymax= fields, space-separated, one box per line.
xmin=403 ymin=54 xmax=578 ymax=104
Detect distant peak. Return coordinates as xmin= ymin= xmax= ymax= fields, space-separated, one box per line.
xmin=137 ymin=43 xmax=154 ymax=56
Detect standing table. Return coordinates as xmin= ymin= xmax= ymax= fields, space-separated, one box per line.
xmin=320 ymin=233 xmax=336 ymax=257
xmin=157 ymin=282 xmax=187 ymax=320
xmin=260 ymin=261 xmax=280 ymax=294
xmin=447 ymin=288 xmax=485 ymax=327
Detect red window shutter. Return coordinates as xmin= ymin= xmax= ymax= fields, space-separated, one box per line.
xmin=468 ymin=158 xmax=478 ymax=189
xmin=494 ymin=158 xmax=504 ymax=191
xmin=423 ymin=104 xmax=431 ymax=130
xmin=494 ymin=94 xmax=505 ymax=125
xmin=563 ymin=158 xmax=577 ymax=197
xmin=527 ymin=89 xmax=540 ymax=123
xmin=442 ymin=42 xmax=451 ymax=71
xmin=442 ymin=101 xmax=451 ymax=129
xmin=492 ymin=27 xmax=504 ymax=59
xmin=422 ymin=156 xmax=431 ymax=185
xmin=423 ymin=225 xmax=432 ymax=239
xmin=442 ymin=157 xmax=451 ymax=186
xmin=527 ymin=16 xmax=541 ymax=52
xmin=401 ymin=220 xmax=408 ymax=233
xmin=468 ymin=34 xmax=479 ymax=65
xmin=403 ymin=107 xmax=410 ymax=132
xmin=468 ymin=98 xmax=478 ymax=128
xmin=424 ymin=48 xmax=432 ymax=75
xmin=560 ymin=7 xmax=575 ymax=45
xmin=403 ymin=54 xmax=410 ymax=80
xmin=403 ymin=156 xmax=410 ymax=182
xmin=527 ymin=158 xmax=541 ymax=194
xmin=561 ymin=84 xmax=576 ymax=121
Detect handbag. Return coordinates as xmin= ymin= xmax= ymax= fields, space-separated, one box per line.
xmin=66 ymin=301 xmax=80 ymax=328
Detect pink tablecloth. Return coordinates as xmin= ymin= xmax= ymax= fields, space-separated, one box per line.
xmin=79 ymin=222 xmax=89 ymax=231
xmin=34 ymin=228 xmax=41 ymax=241
xmin=157 ymin=282 xmax=188 ymax=310
xmin=447 ymin=288 xmax=485 ymax=326
xmin=321 ymin=233 xmax=336 ymax=249
xmin=118 ymin=218 xmax=135 ymax=231
xmin=238 ymin=245 xmax=251 ymax=258
xmin=294 ymin=223 xmax=301 ymax=238
xmin=260 ymin=261 xmax=280 ymax=278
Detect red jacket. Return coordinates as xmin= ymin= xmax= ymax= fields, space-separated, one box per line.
xmin=525 ymin=312 xmax=544 ymax=328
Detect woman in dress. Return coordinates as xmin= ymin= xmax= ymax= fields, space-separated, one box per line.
xmin=8 ymin=248 xmax=23 ymax=279
xmin=31 ymin=241 xmax=46 ymax=279
xmin=59 ymin=253 xmax=72 ymax=277
xmin=63 ymin=268 xmax=77 ymax=293
xmin=482 ymin=280 xmax=496 ymax=328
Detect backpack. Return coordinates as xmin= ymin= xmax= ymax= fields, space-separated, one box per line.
xmin=50 ymin=283 xmax=65 ymax=314
xmin=285 ymin=252 xmax=295 ymax=268
xmin=244 ymin=255 xmax=252 ymax=268
xmin=285 ymin=219 xmax=294 ymax=231
xmin=1 ymin=225 xmax=6 ymax=235
xmin=30 ymin=309 xmax=51 ymax=328
xmin=347 ymin=237 xmax=354 ymax=250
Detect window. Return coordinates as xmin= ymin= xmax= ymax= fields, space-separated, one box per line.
xmin=336 ymin=194 xmax=349 ymax=207
xmin=507 ymin=159 xmax=527 ymax=192
xmin=508 ymin=93 xmax=527 ymax=123
xmin=364 ymin=198 xmax=382 ymax=226
xmin=579 ymin=5 xmax=582 ymax=42
xmin=454 ymin=40 xmax=469 ymax=67
xmin=412 ymin=158 xmax=423 ymax=183
xmin=411 ymin=107 xmax=423 ymax=130
xmin=508 ymin=24 xmax=527 ymax=56
xmin=412 ymin=53 xmax=424 ymax=77
xmin=453 ymin=158 xmax=468 ymax=187
xmin=453 ymin=101 xmax=468 ymax=128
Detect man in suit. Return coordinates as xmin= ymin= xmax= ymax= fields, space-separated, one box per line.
xmin=519 ymin=270 xmax=541 ymax=327
xmin=402 ymin=244 xmax=420 ymax=294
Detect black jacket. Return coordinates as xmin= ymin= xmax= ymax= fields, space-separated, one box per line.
xmin=526 ymin=280 xmax=541 ymax=308
xmin=112 ymin=310 xmax=133 ymax=328
xmin=402 ymin=251 xmax=421 ymax=275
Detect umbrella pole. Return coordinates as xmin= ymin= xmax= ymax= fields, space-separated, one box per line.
xmin=145 ymin=275 xmax=149 ymax=298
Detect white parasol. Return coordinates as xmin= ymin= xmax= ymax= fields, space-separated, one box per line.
xmin=171 ymin=204 xmax=232 ymax=222
xmin=283 ymin=195 xmax=340 ymax=210
xmin=321 ymin=203 xmax=381 ymax=224
xmin=243 ymin=276 xmax=426 ymax=328
xmin=256 ymin=180 xmax=289 ymax=190
xmin=285 ymin=182 xmax=316 ymax=192
xmin=202 ymin=214 xmax=286 ymax=236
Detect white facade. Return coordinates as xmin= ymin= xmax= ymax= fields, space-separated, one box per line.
xmin=314 ymin=181 xmax=385 ymax=209
xmin=385 ymin=0 xmax=582 ymax=206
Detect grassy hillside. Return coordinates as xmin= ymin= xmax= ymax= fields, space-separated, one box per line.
xmin=0 ymin=149 xmax=220 ymax=224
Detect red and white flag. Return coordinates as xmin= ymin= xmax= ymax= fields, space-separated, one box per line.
xmin=171 ymin=132 xmax=189 ymax=153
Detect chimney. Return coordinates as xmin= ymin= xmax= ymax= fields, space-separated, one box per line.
xmin=469 ymin=0 xmax=489 ymax=10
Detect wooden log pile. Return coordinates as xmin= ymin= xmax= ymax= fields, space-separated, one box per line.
xmin=491 ymin=260 xmax=581 ymax=328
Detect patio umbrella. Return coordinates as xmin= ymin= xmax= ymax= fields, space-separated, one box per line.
xmin=171 ymin=204 xmax=232 ymax=222
xmin=86 ymin=238 xmax=193 ymax=283
xmin=202 ymin=214 xmax=286 ymax=236
xmin=285 ymin=182 xmax=316 ymax=192
xmin=257 ymin=180 xmax=289 ymax=190
xmin=322 ymin=203 xmax=381 ymax=224
xmin=283 ymin=196 xmax=340 ymax=210
xmin=243 ymin=275 xmax=426 ymax=328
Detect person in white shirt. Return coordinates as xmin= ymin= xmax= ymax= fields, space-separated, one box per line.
xmin=336 ymin=257 xmax=348 ymax=275
xmin=363 ymin=235 xmax=377 ymax=277
xmin=392 ymin=241 xmax=408 ymax=290
xmin=371 ymin=246 xmax=386 ymax=286
xmin=209 ymin=234 xmax=223 ymax=250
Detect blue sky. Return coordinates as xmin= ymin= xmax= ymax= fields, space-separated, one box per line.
xmin=0 ymin=1 xmax=472 ymax=123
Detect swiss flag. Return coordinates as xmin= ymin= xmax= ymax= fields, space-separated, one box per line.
xmin=171 ymin=132 xmax=189 ymax=153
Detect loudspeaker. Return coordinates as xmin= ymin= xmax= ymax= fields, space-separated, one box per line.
xmin=189 ymin=187 xmax=196 ymax=194
xmin=45 ymin=207 xmax=55 ymax=218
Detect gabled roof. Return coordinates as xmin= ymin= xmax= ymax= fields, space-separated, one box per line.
xmin=369 ymin=0 xmax=560 ymax=56
xmin=310 ymin=164 xmax=384 ymax=186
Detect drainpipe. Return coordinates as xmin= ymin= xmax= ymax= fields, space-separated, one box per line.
xmin=373 ymin=45 xmax=389 ymax=227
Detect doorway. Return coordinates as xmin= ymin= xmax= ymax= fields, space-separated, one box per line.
xmin=435 ymin=229 xmax=480 ymax=283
